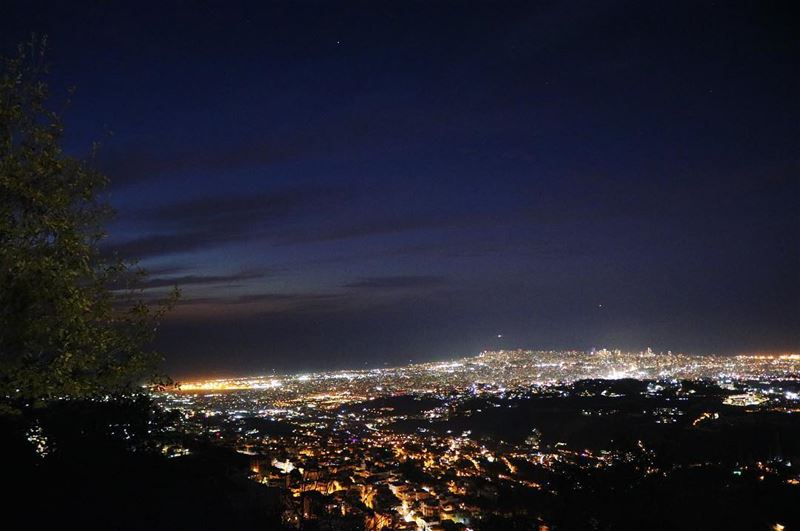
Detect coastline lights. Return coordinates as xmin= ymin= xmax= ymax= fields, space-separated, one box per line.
xmin=179 ymin=378 xmax=283 ymax=392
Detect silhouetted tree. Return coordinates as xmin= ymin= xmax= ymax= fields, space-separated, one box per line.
xmin=0 ymin=37 xmax=175 ymax=411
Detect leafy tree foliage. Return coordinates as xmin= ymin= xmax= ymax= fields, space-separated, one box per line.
xmin=0 ymin=38 xmax=174 ymax=408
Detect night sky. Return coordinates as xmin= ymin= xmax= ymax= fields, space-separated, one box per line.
xmin=4 ymin=1 xmax=798 ymax=378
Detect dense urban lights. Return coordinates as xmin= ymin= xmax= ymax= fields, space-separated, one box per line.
xmin=155 ymin=350 xmax=800 ymax=529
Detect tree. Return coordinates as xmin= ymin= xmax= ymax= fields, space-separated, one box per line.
xmin=0 ymin=38 xmax=175 ymax=409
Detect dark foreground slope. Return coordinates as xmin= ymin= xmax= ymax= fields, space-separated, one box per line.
xmin=2 ymin=400 xmax=284 ymax=531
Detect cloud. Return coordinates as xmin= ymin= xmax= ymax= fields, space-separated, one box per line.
xmin=104 ymin=233 xmax=208 ymax=259
xmin=269 ymin=205 xmax=519 ymax=247
xmin=344 ymin=275 xmax=447 ymax=289
xmin=164 ymin=290 xmax=352 ymax=321
xmin=100 ymin=135 xmax=314 ymax=190
xmin=173 ymin=291 xmax=346 ymax=306
xmin=103 ymin=184 xmax=352 ymax=259
xmin=142 ymin=264 xmax=192 ymax=276
xmin=136 ymin=270 xmax=272 ymax=290
xmin=99 ymin=105 xmax=424 ymax=190
xmin=105 ymin=177 xmax=519 ymax=262
xmin=272 ymin=214 xmax=461 ymax=246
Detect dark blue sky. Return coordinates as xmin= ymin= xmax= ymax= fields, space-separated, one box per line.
xmin=4 ymin=1 xmax=798 ymax=377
